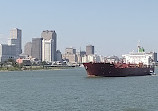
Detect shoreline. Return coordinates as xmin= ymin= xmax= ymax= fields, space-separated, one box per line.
xmin=0 ymin=66 xmax=77 ymax=72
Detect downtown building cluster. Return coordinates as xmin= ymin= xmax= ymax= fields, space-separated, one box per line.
xmin=0 ymin=28 xmax=22 ymax=62
xmin=62 ymin=45 xmax=104 ymax=65
xmin=24 ymin=30 xmax=104 ymax=65
xmin=24 ymin=30 xmax=59 ymax=64
xmin=0 ymin=29 xmax=59 ymax=64
xmin=0 ymin=28 xmax=103 ymax=65
xmin=25 ymin=40 xmax=104 ymax=65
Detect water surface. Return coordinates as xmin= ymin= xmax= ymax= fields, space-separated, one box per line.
xmin=0 ymin=68 xmax=158 ymax=111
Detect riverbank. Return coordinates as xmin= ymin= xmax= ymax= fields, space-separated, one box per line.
xmin=0 ymin=65 xmax=77 ymax=71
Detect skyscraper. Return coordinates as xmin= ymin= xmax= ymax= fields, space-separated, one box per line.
xmin=41 ymin=30 xmax=57 ymax=62
xmin=56 ymin=50 xmax=62 ymax=62
xmin=8 ymin=28 xmax=22 ymax=56
xmin=86 ymin=45 xmax=94 ymax=55
xmin=31 ymin=38 xmax=43 ymax=61
xmin=24 ymin=42 xmax=32 ymax=56
xmin=0 ymin=44 xmax=16 ymax=62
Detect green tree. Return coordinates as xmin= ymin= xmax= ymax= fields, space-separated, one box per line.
xmin=41 ymin=61 xmax=47 ymax=68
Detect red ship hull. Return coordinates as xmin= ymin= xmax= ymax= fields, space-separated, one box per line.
xmin=83 ymin=62 xmax=154 ymax=77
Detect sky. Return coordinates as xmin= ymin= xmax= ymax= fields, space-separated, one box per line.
xmin=0 ymin=0 xmax=158 ymax=56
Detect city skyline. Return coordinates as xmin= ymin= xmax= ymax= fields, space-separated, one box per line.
xmin=0 ymin=0 xmax=158 ymax=56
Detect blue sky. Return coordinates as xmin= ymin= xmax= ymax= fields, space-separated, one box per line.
xmin=0 ymin=0 xmax=158 ymax=56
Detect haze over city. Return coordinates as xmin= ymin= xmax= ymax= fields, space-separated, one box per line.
xmin=0 ymin=0 xmax=158 ymax=56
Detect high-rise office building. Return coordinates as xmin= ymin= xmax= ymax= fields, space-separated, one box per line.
xmin=56 ymin=50 xmax=62 ymax=62
xmin=41 ymin=30 xmax=57 ymax=62
xmin=24 ymin=42 xmax=32 ymax=56
xmin=86 ymin=45 xmax=94 ymax=55
xmin=62 ymin=48 xmax=77 ymax=63
xmin=8 ymin=28 xmax=22 ymax=56
xmin=31 ymin=38 xmax=43 ymax=61
xmin=65 ymin=48 xmax=76 ymax=54
xmin=42 ymin=39 xmax=53 ymax=62
xmin=0 ymin=44 xmax=16 ymax=62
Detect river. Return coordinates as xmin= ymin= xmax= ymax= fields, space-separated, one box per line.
xmin=0 ymin=67 xmax=158 ymax=111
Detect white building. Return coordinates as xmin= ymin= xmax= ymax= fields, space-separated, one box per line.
xmin=62 ymin=54 xmax=77 ymax=64
xmin=41 ymin=30 xmax=57 ymax=61
xmin=42 ymin=39 xmax=55 ymax=62
xmin=0 ymin=44 xmax=16 ymax=62
xmin=8 ymin=28 xmax=22 ymax=56
xmin=82 ymin=54 xmax=103 ymax=63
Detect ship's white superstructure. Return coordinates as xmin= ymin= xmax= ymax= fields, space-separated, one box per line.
xmin=122 ymin=45 xmax=157 ymax=66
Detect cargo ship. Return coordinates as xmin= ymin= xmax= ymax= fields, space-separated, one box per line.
xmin=83 ymin=62 xmax=154 ymax=77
